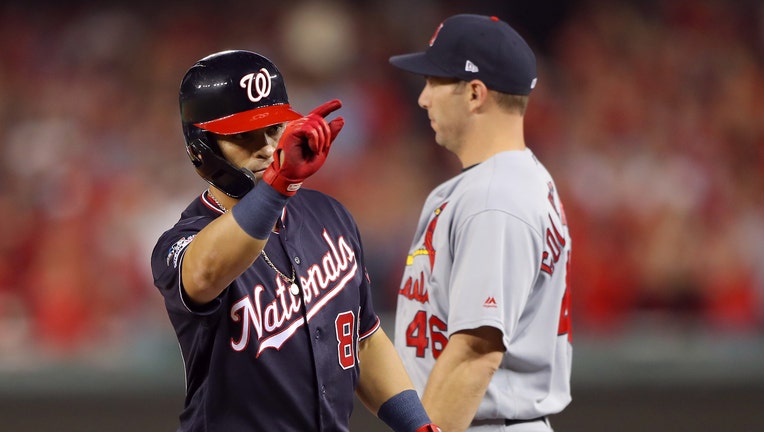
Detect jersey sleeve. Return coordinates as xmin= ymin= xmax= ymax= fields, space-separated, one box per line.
xmin=356 ymin=246 xmax=380 ymax=340
xmin=150 ymin=215 xmax=224 ymax=315
xmin=447 ymin=210 xmax=542 ymax=349
xmin=330 ymin=196 xmax=380 ymax=339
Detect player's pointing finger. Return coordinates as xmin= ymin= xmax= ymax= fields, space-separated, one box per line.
xmin=308 ymin=99 xmax=342 ymax=119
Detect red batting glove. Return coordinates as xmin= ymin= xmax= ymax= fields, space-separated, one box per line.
xmin=262 ymin=99 xmax=344 ymax=196
xmin=415 ymin=424 xmax=442 ymax=432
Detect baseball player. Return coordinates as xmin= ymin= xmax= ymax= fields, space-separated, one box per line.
xmin=388 ymin=15 xmax=573 ymax=431
xmin=151 ymin=50 xmax=440 ymax=432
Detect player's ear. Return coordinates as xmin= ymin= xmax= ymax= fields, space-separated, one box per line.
xmin=468 ymin=80 xmax=489 ymax=109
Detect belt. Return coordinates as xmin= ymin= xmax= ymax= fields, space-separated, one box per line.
xmin=471 ymin=416 xmax=549 ymax=428
xmin=505 ymin=416 xmax=548 ymax=426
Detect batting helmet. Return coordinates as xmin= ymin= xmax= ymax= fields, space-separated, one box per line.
xmin=179 ymin=50 xmax=302 ymax=198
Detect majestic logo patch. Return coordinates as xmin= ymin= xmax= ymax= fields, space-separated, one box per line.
xmin=240 ymin=68 xmax=277 ymax=102
xmin=483 ymin=297 xmax=498 ymax=308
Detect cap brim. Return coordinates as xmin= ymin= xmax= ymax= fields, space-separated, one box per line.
xmin=195 ymin=104 xmax=302 ymax=135
xmin=389 ymin=52 xmax=452 ymax=78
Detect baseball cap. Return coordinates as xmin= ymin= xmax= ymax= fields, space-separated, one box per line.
xmin=180 ymin=50 xmax=302 ymax=135
xmin=389 ymin=14 xmax=537 ymax=95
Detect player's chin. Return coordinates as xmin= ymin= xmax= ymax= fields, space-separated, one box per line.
xmin=433 ymin=132 xmax=446 ymax=147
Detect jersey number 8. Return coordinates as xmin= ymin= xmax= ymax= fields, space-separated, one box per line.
xmin=335 ymin=311 xmax=356 ymax=369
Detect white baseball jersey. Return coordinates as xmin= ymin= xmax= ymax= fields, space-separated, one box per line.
xmin=394 ymin=149 xmax=572 ymax=426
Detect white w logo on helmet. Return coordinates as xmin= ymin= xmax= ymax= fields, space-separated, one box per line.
xmin=240 ymin=68 xmax=278 ymax=102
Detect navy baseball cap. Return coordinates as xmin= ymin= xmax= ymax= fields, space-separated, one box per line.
xmin=389 ymin=14 xmax=537 ymax=95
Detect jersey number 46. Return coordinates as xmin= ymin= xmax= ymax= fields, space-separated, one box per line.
xmin=405 ymin=278 xmax=572 ymax=358
xmin=405 ymin=311 xmax=448 ymax=359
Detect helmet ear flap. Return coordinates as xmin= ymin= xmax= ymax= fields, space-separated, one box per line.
xmin=185 ymin=138 xmax=256 ymax=199
xmin=183 ymin=123 xmax=222 ymax=155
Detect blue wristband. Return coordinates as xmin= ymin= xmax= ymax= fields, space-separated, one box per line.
xmin=377 ymin=389 xmax=431 ymax=432
xmin=231 ymin=182 xmax=289 ymax=240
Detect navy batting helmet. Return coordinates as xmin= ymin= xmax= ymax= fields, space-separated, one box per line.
xmin=179 ymin=50 xmax=302 ymax=198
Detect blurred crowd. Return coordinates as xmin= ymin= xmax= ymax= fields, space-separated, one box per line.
xmin=0 ymin=0 xmax=762 ymax=364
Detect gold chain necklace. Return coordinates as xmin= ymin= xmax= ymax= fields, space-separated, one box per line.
xmin=260 ymin=250 xmax=299 ymax=296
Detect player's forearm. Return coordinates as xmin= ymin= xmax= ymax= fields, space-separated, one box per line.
xmin=356 ymin=328 xmax=416 ymax=413
xmin=422 ymin=334 xmax=503 ymax=431
xmin=357 ymin=329 xmax=441 ymax=432
xmin=422 ymin=364 xmax=488 ymax=430
xmin=183 ymin=182 xmax=289 ymax=304
xmin=182 ymin=213 xmax=267 ymax=304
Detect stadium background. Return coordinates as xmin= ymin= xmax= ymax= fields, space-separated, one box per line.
xmin=0 ymin=0 xmax=762 ymax=430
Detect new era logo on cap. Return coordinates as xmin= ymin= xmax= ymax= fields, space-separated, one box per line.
xmin=465 ymin=60 xmax=479 ymax=73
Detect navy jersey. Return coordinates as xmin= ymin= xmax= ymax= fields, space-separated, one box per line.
xmin=151 ymin=189 xmax=380 ymax=432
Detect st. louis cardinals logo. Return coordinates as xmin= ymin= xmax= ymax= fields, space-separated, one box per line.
xmin=229 ymin=230 xmax=358 ymax=357
xmin=399 ymin=202 xmax=448 ymax=304
xmin=240 ymin=68 xmax=277 ymax=102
